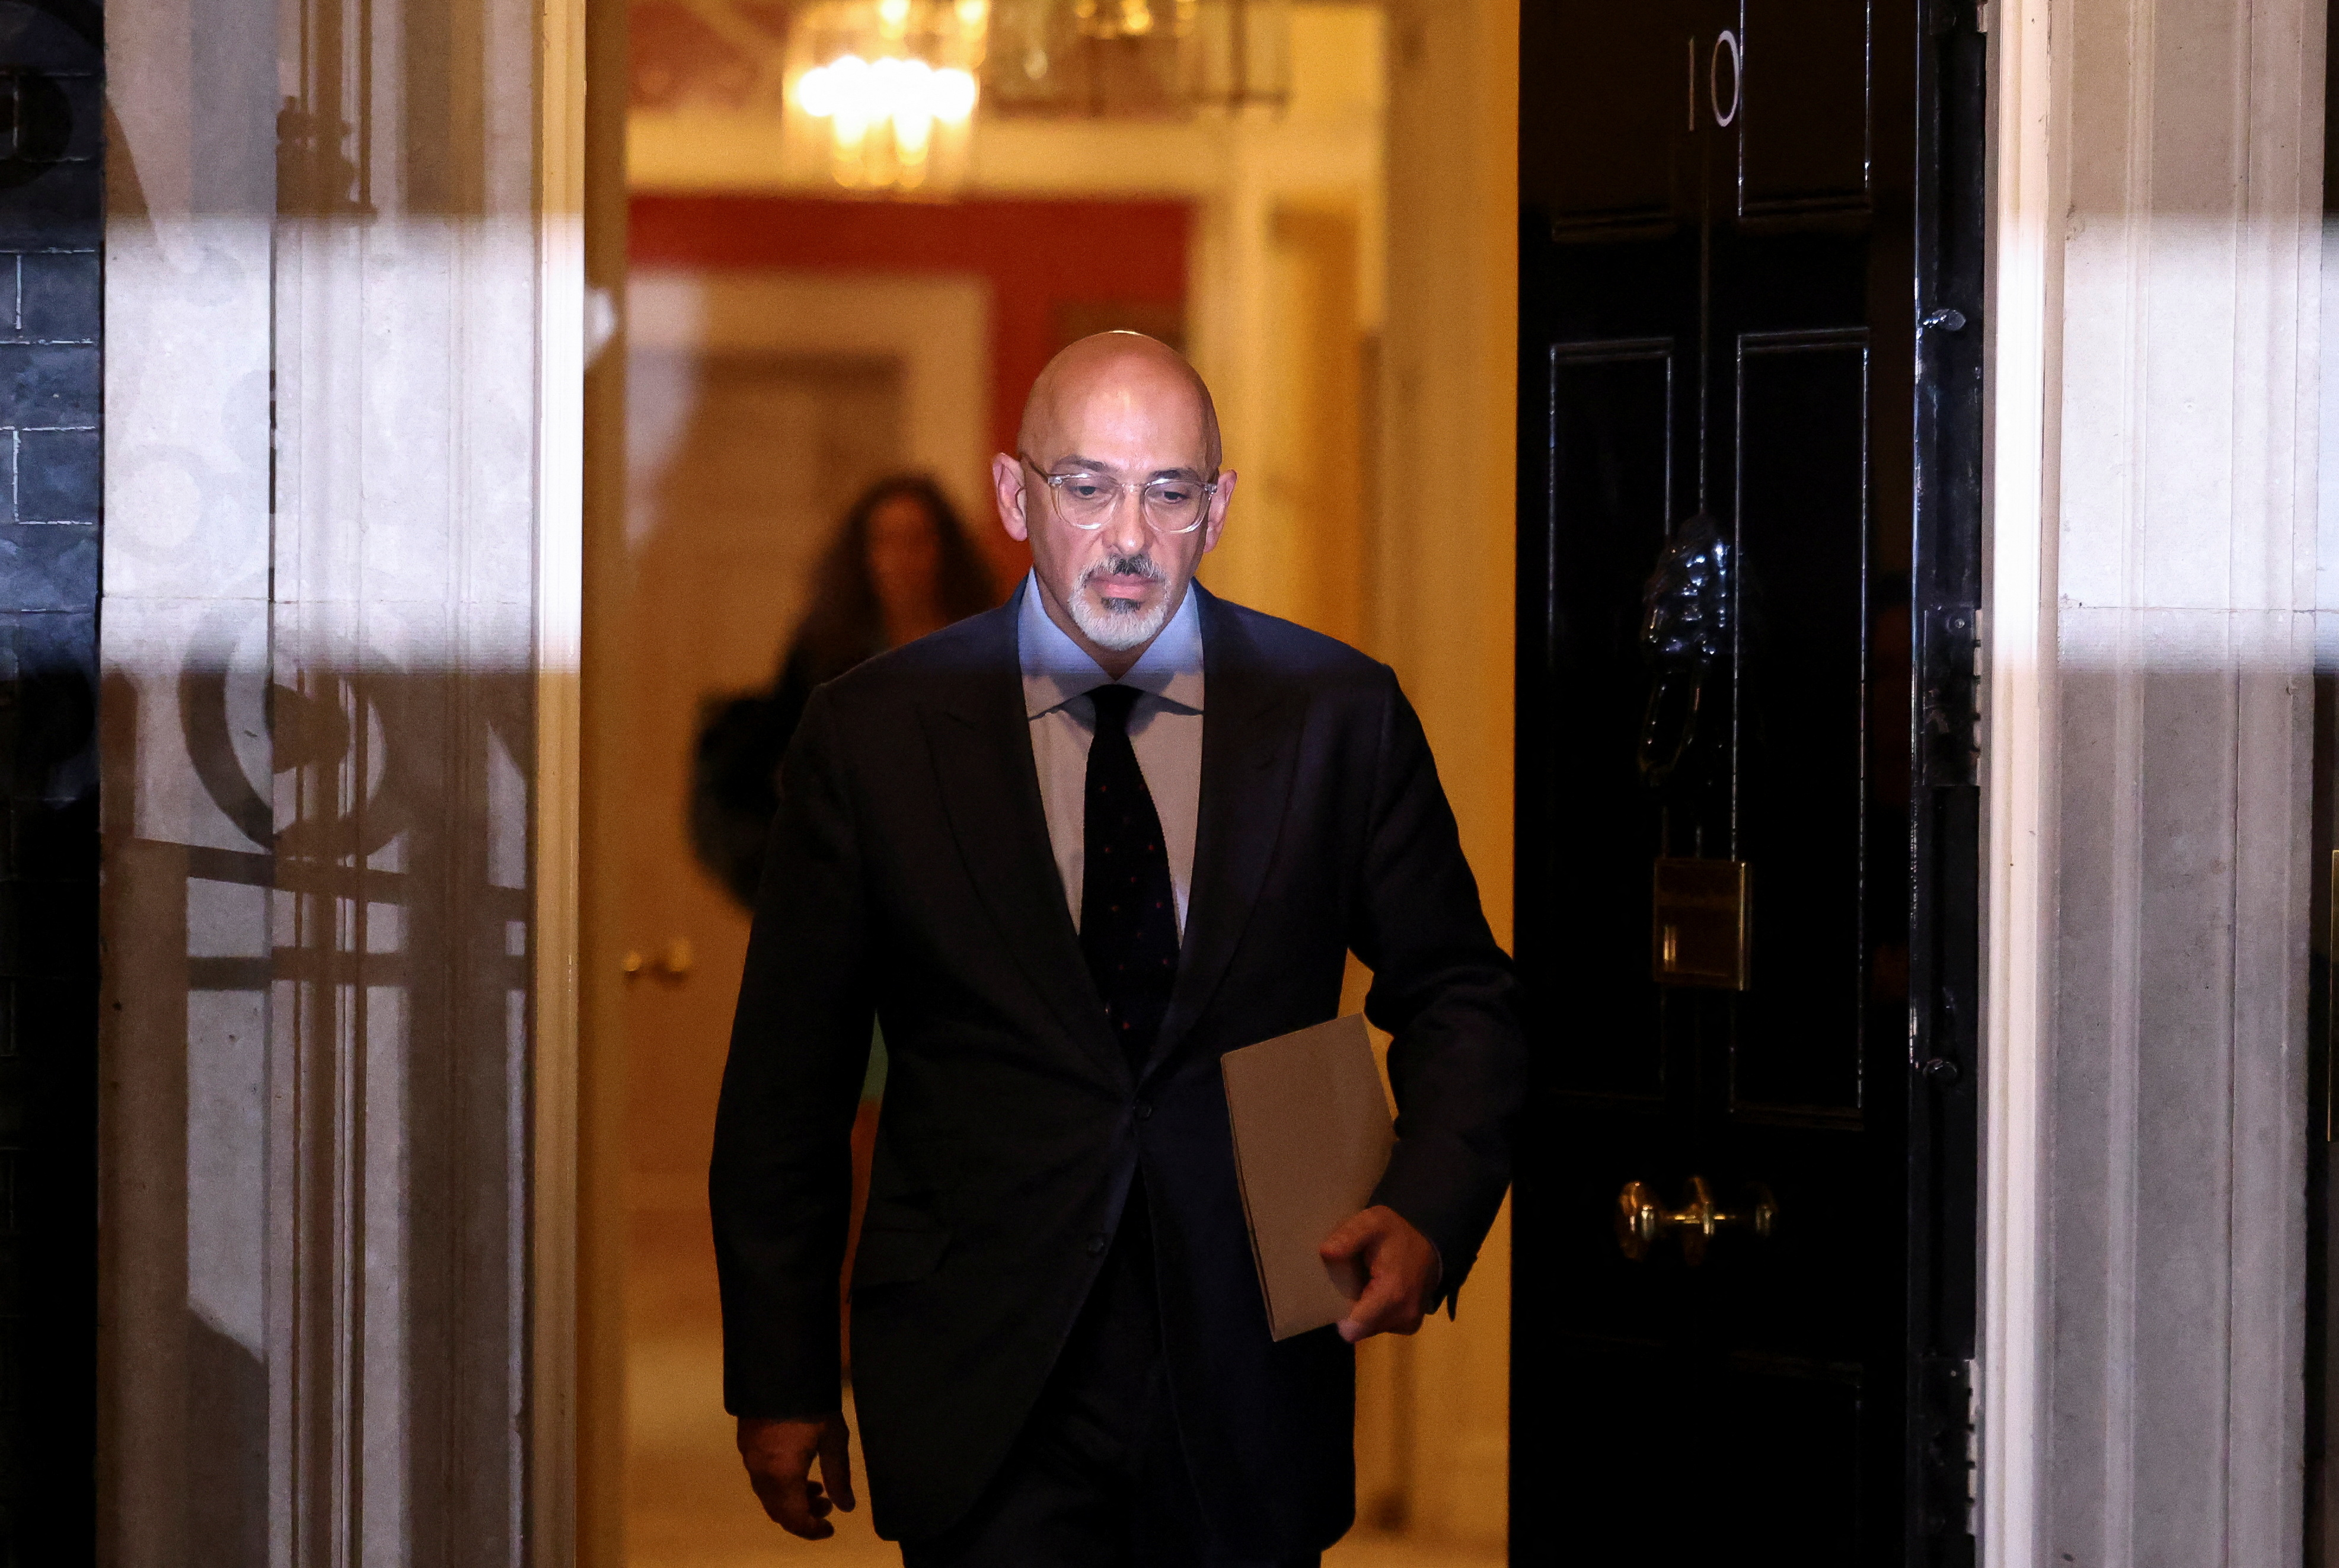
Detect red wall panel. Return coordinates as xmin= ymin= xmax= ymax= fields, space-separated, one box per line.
xmin=630 ymin=196 xmax=1192 ymax=468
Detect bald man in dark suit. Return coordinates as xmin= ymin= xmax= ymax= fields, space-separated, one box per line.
xmin=713 ymin=333 xmax=1524 ymax=1567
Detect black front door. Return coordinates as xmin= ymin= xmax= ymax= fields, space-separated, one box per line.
xmin=1510 ymin=1 xmax=1983 ymax=1563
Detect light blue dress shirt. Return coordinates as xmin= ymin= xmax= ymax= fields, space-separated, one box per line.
xmin=1017 ymin=571 xmax=1205 ymax=938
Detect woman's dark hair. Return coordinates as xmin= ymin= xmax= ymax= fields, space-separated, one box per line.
xmin=690 ymin=474 xmax=997 ymax=908
xmin=787 ymin=473 xmax=998 ymax=683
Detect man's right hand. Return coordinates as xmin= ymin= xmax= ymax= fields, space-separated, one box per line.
xmin=739 ymin=1412 xmax=857 ymax=1539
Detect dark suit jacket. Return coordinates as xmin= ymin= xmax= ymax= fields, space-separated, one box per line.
xmin=711 ymin=583 xmax=1524 ymax=1556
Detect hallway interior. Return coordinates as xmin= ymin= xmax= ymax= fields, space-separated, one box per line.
xmin=600 ymin=5 xmax=1523 ymax=1560
xmin=626 ymin=1203 xmax=1505 ymax=1568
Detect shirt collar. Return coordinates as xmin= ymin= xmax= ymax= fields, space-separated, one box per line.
xmin=1017 ymin=571 xmax=1205 ymax=720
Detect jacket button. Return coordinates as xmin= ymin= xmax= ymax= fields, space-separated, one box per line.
xmin=1087 ymin=1234 xmax=1109 ymax=1256
xmin=1134 ymin=1101 xmax=1153 ymax=1121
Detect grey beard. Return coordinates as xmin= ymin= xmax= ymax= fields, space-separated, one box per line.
xmin=1071 ymin=554 xmax=1176 ymax=650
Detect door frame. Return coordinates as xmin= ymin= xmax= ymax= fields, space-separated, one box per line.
xmin=1974 ymin=0 xmax=2327 ymax=1553
xmin=535 ymin=0 xmax=589 ymax=1551
xmin=1978 ymin=4 xmax=2054 ymax=1559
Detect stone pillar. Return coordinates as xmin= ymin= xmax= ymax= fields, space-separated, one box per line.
xmin=99 ymin=0 xmax=583 ymax=1557
xmin=1984 ymin=0 xmax=2324 ymax=1556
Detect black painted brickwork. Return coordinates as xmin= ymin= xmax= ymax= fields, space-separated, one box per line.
xmin=0 ymin=0 xmax=100 ymax=1560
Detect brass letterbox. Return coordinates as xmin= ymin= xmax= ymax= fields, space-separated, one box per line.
xmin=1651 ymin=857 xmax=1751 ymax=990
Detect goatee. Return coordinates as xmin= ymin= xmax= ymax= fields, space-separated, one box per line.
xmin=1071 ymin=553 xmax=1176 ymax=650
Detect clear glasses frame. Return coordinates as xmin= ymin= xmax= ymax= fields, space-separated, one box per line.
xmin=1018 ymin=453 xmax=1216 ymax=536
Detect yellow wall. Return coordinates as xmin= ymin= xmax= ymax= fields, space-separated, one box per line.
xmin=1205 ymin=197 xmax=1372 ymax=647
xmin=1227 ymin=0 xmax=1520 ymax=1548
xmin=1366 ymin=0 xmax=1520 ymax=1549
xmin=1375 ymin=0 xmax=1518 ymax=946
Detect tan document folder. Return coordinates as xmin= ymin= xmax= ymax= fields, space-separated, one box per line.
xmin=1220 ymin=1014 xmax=1397 ymax=1341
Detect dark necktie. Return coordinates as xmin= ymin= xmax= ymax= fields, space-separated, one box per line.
xmin=1081 ymin=684 xmax=1179 ymax=1065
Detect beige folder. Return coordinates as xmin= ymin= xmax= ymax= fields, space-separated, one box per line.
xmin=1220 ymin=1014 xmax=1397 ymax=1341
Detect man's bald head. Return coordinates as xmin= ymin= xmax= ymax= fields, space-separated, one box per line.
xmin=993 ymin=330 xmax=1239 ymax=677
xmin=1016 ymin=331 xmax=1223 ymax=473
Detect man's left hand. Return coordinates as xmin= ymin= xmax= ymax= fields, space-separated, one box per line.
xmin=1318 ymin=1205 xmax=1441 ymax=1343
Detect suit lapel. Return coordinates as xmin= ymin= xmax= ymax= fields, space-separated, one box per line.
xmin=918 ymin=598 xmax=1124 ymax=1082
xmin=1147 ymin=589 xmax=1301 ymax=1074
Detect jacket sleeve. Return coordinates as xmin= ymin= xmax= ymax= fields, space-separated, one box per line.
xmin=1349 ymin=670 xmax=1526 ymax=1306
xmin=710 ymin=684 xmax=876 ymax=1418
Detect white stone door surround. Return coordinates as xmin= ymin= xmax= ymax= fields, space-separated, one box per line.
xmin=98 ymin=0 xmax=589 ymax=1557
xmin=1982 ymin=0 xmax=2323 ymax=1559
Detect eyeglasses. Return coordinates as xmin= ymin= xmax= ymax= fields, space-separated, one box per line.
xmin=1019 ymin=454 xmax=1215 ymax=535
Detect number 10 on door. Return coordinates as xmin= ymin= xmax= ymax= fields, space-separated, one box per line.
xmin=1688 ymin=30 xmax=1743 ymax=131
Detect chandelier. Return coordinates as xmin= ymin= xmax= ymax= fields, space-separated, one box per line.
xmin=783 ymin=0 xmax=991 ymax=191
xmin=984 ymin=0 xmax=1290 ymax=119
xmin=773 ymin=0 xmax=1288 ymax=191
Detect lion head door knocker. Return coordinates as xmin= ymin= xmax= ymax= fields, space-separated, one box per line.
xmin=1637 ymin=513 xmax=1733 ymax=790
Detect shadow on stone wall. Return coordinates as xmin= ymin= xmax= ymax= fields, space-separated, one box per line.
xmin=101 ymin=639 xmax=536 ymax=1564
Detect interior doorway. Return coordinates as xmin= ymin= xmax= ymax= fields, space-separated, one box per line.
xmin=585 ymin=5 xmax=1522 ymax=1563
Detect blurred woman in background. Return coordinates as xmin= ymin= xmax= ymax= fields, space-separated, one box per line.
xmin=693 ymin=473 xmax=994 ymax=1358
xmin=691 ymin=474 xmax=997 ymax=906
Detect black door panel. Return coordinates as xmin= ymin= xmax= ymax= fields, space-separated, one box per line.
xmin=1737 ymin=0 xmax=1873 ymax=214
xmin=1514 ymin=0 xmax=1983 ymax=1561
xmin=1732 ymin=333 xmax=1871 ymax=1117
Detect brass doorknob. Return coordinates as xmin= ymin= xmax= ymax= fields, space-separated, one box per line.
xmin=1614 ymin=1175 xmax=1777 ymax=1265
xmin=620 ymin=937 xmax=695 ymax=982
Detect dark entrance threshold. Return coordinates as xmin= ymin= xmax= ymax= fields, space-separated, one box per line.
xmin=0 ymin=0 xmax=103 ymax=1558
